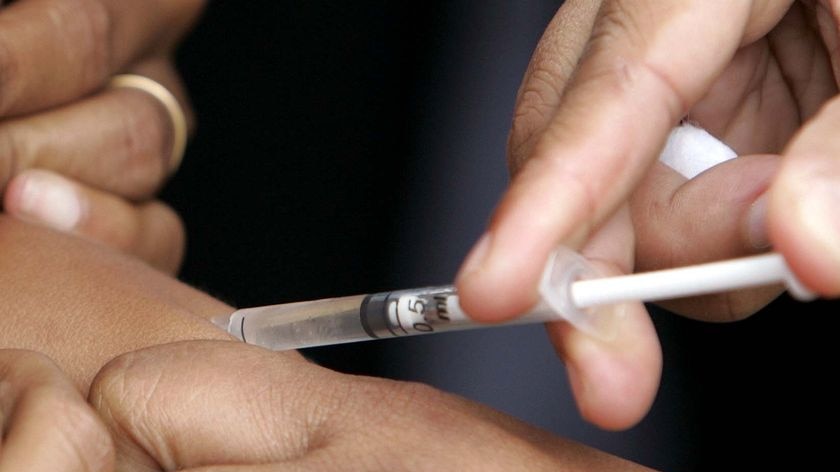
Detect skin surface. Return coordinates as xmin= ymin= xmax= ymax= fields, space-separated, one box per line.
xmin=0 ymin=217 xmax=652 ymax=471
xmin=7 ymin=0 xmax=836 ymax=452
xmin=0 ymin=216 xmax=230 ymax=391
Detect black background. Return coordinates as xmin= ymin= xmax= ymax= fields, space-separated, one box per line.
xmin=166 ymin=2 xmax=837 ymax=469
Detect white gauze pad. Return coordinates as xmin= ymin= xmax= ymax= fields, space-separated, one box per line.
xmin=658 ymin=124 xmax=736 ymax=179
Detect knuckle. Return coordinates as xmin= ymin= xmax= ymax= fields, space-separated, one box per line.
xmin=508 ymin=22 xmax=584 ymax=174
xmin=88 ymin=350 xmax=173 ymax=462
xmin=593 ymin=0 xmax=646 ymax=47
xmin=90 ymin=346 xmax=199 ymax=426
xmin=589 ymin=2 xmax=688 ymax=114
xmin=88 ymin=351 xmax=145 ymax=422
xmin=114 ymin=91 xmax=170 ymax=196
xmin=509 ymin=68 xmax=566 ymax=173
xmin=63 ymin=0 xmax=113 ymax=87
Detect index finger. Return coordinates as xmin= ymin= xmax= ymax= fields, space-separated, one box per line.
xmin=0 ymin=0 xmax=203 ymax=116
xmin=456 ymin=0 xmax=790 ymax=321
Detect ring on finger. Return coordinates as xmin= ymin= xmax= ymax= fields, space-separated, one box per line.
xmin=108 ymin=74 xmax=188 ymax=175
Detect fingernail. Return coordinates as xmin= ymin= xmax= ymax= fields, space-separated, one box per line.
xmin=746 ymin=194 xmax=770 ymax=249
xmin=585 ymin=302 xmax=629 ymax=342
xmin=455 ymin=232 xmax=492 ymax=282
xmin=16 ymin=172 xmax=83 ymax=231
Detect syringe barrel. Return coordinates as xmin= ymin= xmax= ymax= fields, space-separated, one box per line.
xmin=220 ymin=248 xmax=812 ymax=351
xmin=226 ymin=286 xmax=559 ymax=351
xmin=228 ymin=295 xmax=369 ymax=350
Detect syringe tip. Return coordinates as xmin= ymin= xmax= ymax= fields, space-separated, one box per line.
xmin=211 ymin=314 xmax=232 ymax=331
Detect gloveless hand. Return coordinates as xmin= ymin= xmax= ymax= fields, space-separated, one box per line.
xmin=90 ymin=341 xmax=653 ymax=472
xmin=456 ymin=0 xmax=840 ymax=429
xmin=0 ymin=0 xmax=206 ymax=273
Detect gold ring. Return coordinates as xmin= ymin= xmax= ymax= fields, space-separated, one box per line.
xmin=108 ymin=74 xmax=188 ymax=175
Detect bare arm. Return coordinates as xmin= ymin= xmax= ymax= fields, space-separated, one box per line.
xmin=0 ymin=215 xmax=231 ymax=391
xmin=0 ymin=217 xmax=652 ymax=470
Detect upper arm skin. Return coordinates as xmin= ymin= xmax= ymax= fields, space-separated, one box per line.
xmin=0 ymin=215 xmax=235 ymax=392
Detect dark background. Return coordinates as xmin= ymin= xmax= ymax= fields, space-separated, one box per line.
xmin=165 ymin=1 xmax=837 ymax=469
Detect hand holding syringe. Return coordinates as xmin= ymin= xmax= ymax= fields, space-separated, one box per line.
xmin=214 ymin=247 xmax=814 ymax=351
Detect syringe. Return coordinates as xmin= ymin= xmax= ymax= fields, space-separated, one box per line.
xmin=213 ymin=247 xmax=815 ymax=351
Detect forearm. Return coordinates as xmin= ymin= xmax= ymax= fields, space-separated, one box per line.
xmin=0 ymin=216 xmax=233 ymax=391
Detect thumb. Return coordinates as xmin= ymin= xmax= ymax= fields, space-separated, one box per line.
xmin=87 ymin=341 xmax=342 ymax=471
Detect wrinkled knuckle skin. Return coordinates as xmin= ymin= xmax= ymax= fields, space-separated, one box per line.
xmin=88 ymin=351 xmax=141 ymax=420
xmin=590 ymin=1 xmax=689 ymax=115
xmin=509 ymin=69 xmax=563 ymax=174
xmin=592 ymin=0 xmax=644 ymax=47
